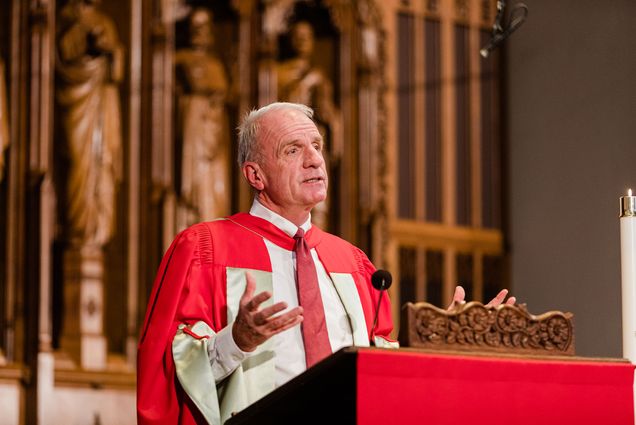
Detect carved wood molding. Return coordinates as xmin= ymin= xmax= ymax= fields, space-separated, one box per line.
xmin=399 ymin=301 xmax=575 ymax=356
xmin=54 ymin=368 xmax=136 ymax=390
xmin=0 ymin=364 xmax=28 ymax=384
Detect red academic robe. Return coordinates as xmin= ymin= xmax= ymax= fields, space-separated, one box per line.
xmin=137 ymin=213 xmax=394 ymax=424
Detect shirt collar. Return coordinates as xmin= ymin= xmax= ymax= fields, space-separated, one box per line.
xmin=249 ymin=198 xmax=312 ymax=237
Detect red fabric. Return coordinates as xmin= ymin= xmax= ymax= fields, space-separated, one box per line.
xmin=227 ymin=213 xmax=323 ymax=250
xmin=137 ymin=215 xmax=394 ymax=424
xmin=356 ymin=349 xmax=635 ymax=425
xmin=225 ymin=213 xmax=393 ymax=343
xmin=294 ymin=228 xmax=332 ymax=367
xmin=137 ymin=220 xmax=272 ymax=424
xmin=312 ymin=232 xmax=393 ymax=341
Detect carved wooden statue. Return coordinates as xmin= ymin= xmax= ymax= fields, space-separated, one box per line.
xmin=56 ymin=0 xmax=124 ymax=248
xmin=175 ymin=7 xmax=230 ymax=227
xmin=0 ymin=57 xmax=9 ymax=182
xmin=277 ymin=20 xmax=342 ymax=229
xmin=400 ymin=301 xmax=575 ymax=356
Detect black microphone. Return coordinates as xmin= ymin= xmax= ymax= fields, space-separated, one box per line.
xmin=370 ymin=270 xmax=393 ymax=342
xmin=480 ymin=2 xmax=528 ymax=58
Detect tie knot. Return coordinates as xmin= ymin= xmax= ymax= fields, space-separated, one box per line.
xmin=294 ymin=228 xmax=305 ymax=239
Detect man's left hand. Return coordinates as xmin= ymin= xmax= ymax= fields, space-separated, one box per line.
xmin=447 ymin=285 xmax=516 ymax=310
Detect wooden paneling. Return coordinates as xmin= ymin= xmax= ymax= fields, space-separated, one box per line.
xmin=454 ymin=23 xmax=471 ymax=226
xmin=425 ymin=249 xmax=444 ymax=307
xmin=480 ymin=29 xmax=501 ymax=229
xmin=424 ymin=18 xmax=442 ymax=222
xmin=390 ymin=0 xmax=504 ymax=311
xmin=0 ymin=0 xmax=505 ymax=420
xmin=397 ymin=12 xmax=415 ymax=219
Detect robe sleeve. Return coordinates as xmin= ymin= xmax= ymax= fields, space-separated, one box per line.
xmin=137 ymin=225 xmax=220 ymax=425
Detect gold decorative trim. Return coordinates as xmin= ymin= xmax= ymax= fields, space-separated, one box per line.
xmin=400 ymin=301 xmax=575 ymax=356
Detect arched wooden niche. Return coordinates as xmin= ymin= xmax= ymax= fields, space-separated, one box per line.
xmin=258 ymin=0 xmax=389 ymax=258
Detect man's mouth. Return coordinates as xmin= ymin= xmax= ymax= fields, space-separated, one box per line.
xmin=303 ymin=177 xmax=324 ymax=183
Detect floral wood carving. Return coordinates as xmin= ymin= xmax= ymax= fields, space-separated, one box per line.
xmin=399 ymin=301 xmax=575 ymax=356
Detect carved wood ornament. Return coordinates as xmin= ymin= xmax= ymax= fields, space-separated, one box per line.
xmin=400 ymin=301 xmax=575 ymax=356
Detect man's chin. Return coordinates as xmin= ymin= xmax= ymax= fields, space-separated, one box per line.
xmin=304 ymin=193 xmax=327 ymax=207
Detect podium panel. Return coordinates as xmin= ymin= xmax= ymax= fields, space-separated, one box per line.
xmin=227 ymin=348 xmax=634 ymax=424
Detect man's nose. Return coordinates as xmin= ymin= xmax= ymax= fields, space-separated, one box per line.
xmin=303 ymin=145 xmax=324 ymax=167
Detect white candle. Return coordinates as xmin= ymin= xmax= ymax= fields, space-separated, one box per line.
xmin=620 ymin=188 xmax=636 ymax=362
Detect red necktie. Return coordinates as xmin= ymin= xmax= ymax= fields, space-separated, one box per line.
xmin=294 ymin=228 xmax=332 ymax=367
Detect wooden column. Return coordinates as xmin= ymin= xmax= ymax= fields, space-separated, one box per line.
xmin=60 ymin=247 xmax=107 ymax=370
xmin=440 ymin=0 xmax=457 ymax=303
xmin=126 ymin=0 xmax=143 ymax=366
xmin=234 ymin=0 xmax=257 ymax=214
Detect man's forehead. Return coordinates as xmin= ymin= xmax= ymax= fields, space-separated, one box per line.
xmin=257 ymin=109 xmax=321 ymax=145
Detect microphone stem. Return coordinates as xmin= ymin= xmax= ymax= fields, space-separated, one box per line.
xmin=371 ymin=287 xmax=385 ymax=338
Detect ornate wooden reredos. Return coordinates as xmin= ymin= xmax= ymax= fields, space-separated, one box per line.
xmin=148 ymin=0 xmax=389 ymax=252
xmin=0 ymin=0 xmax=392 ymax=371
xmin=400 ymin=302 xmax=575 ymax=356
xmin=0 ymin=0 xmax=508 ymax=376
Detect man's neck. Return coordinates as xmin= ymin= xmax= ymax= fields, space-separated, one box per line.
xmin=250 ymin=198 xmax=312 ymax=236
xmin=254 ymin=196 xmax=311 ymax=227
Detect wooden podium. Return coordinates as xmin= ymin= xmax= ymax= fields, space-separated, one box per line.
xmin=227 ymin=347 xmax=634 ymax=425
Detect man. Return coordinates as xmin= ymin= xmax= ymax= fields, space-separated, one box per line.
xmin=137 ymin=102 xmax=514 ymax=425
xmin=137 ymin=102 xmax=395 ymax=425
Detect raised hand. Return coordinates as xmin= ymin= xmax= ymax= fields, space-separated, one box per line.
xmin=485 ymin=288 xmax=516 ymax=308
xmin=447 ymin=285 xmax=516 ymax=311
xmin=232 ymin=272 xmax=303 ymax=352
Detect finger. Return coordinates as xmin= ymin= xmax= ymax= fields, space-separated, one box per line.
xmin=453 ymin=286 xmax=466 ymax=303
xmin=486 ymin=289 xmax=508 ymax=307
xmin=258 ymin=301 xmax=289 ymax=319
xmin=266 ymin=310 xmax=304 ymax=334
xmin=447 ymin=286 xmax=465 ymax=310
xmin=246 ymin=290 xmax=272 ymax=312
xmin=273 ymin=315 xmax=303 ymax=334
xmin=240 ymin=272 xmax=256 ymax=304
xmin=252 ymin=302 xmax=288 ymax=326
xmin=505 ymin=296 xmax=517 ymax=306
xmin=264 ymin=307 xmax=303 ymax=330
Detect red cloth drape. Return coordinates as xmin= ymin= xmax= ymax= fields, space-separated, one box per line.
xmin=357 ymin=349 xmax=634 ymax=425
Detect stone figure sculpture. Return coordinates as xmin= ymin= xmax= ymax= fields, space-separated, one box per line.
xmin=175 ymin=8 xmax=230 ymax=226
xmin=277 ymin=21 xmax=342 ymax=229
xmin=56 ymin=0 xmax=124 ymax=248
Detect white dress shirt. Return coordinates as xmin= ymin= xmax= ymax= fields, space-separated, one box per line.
xmin=208 ymin=199 xmax=353 ymax=387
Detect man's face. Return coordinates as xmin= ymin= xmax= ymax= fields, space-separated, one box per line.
xmin=253 ymin=109 xmax=328 ymax=218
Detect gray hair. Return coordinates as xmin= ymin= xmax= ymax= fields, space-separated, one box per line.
xmin=237 ymin=102 xmax=314 ymax=166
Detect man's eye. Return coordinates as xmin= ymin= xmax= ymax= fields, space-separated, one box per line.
xmin=287 ymin=147 xmax=298 ymax=155
xmin=313 ymin=143 xmax=322 ymax=151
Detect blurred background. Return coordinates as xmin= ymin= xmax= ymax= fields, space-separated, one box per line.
xmin=0 ymin=0 xmax=635 ymax=423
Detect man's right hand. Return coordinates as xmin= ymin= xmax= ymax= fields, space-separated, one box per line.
xmin=232 ymin=272 xmax=304 ymax=352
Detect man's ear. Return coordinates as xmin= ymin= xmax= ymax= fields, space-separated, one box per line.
xmin=242 ymin=162 xmax=265 ymax=191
